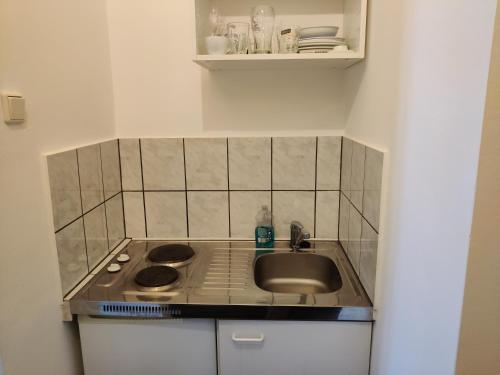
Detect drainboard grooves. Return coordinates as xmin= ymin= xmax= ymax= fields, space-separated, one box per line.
xmin=210 ymin=261 xmax=248 ymax=265
xmin=209 ymin=264 xmax=247 ymax=268
xmin=202 ymin=250 xmax=251 ymax=290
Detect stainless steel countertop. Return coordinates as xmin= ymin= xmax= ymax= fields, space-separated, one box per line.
xmin=70 ymin=240 xmax=373 ymax=321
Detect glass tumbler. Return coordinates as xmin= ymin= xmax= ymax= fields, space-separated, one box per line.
xmin=227 ymin=22 xmax=250 ymax=54
xmin=278 ymin=25 xmax=300 ymax=53
xmin=227 ymin=22 xmax=250 ymax=55
xmin=251 ymin=5 xmax=275 ymax=54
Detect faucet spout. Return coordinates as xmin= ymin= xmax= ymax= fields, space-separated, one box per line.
xmin=290 ymin=221 xmax=310 ymax=252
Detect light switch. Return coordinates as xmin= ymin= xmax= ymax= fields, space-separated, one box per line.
xmin=1 ymin=92 xmax=25 ymax=124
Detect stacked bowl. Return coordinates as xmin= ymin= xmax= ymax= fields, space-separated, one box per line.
xmin=297 ymin=26 xmax=347 ymax=53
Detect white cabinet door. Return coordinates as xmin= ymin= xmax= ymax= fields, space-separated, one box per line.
xmin=79 ymin=316 xmax=217 ymax=375
xmin=218 ymin=320 xmax=372 ymax=375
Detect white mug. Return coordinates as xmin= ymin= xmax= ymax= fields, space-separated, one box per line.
xmin=205 ymin=36 xmax=228 ymax=55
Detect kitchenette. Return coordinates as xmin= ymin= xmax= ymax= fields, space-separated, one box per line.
xmin=1 ymin=1 xmax=498 ymax=375
xmin=47 ymin=134 xmax=382 ymax=374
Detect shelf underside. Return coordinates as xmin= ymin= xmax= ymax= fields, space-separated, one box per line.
xmin=193 ymin=52 xmax=364 ymax=70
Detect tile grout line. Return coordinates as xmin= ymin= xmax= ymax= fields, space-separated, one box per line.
xmin=361 ymin=145 xmax=367 ymax=220
xmin=75 ymin=148 xmax=90 ymax=273
xmin=98 ymin=143 xmax=111 ymax=252
xmin=341 ymin=190 xmax=379 ymax=235
xmin=182 ymin=138 xmax=190 ymax=237
xmin=338 ymin=137 xmax=350 ymax=257
xmin=346 ymin=139 xmax=355 ymax=255
xmin=138 ymin=139 xmax=148 ymax=237
xmin=357 ymin=146 xmax=368 ymax=273
xmin=54 ymin=192 xmax=122 ymax=235
xmin=117 ymin=139 xmax=124 ymax=192
xmin=82 ymin=191 xmax=121 ymax=216
xmin=117 ymin=139 xmax=127 ymax=241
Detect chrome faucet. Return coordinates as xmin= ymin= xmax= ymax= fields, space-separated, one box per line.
xmin=290 ymin=221 xmax=310 ymax=252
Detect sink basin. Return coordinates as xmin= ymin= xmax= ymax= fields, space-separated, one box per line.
xmin=254 ymin=253 xmax=342 ymax=294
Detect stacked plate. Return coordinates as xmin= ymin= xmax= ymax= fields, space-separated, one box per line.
xmin=297 ymin=26 xmax=347 ymax=53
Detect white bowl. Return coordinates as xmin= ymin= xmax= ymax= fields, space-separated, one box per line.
xmin=298 ymin=26 xmax=339 ymax=39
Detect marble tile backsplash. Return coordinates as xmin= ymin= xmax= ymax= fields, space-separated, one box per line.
xmin=228 ymin=138 xmax=271 ymax=190
xmin=119 ymin=139 xmax=142 ymax=191
xmin=77 ymin=144 xmax=104 ymax=212
xmin=339 ymin=137 xmax=384 ymax=302
xmin=47 ymin=150 xmax=81 ymax=231
xmin=100 ymin=140 xmax=122 ymax=199
xmin=47 ymin=140 xmax=125 ymax=296
xmin=120 ymin=136 xmax=342 ymax=240
xmin=141 ymin=138 xmax=185 ymax=191
xmin=272 ymin=137 xmax=317 ymax=190
xmin=47 ymin=135 xmax=383 ymax=302
xmin=185 ymin=138 xmax=228 ymax=190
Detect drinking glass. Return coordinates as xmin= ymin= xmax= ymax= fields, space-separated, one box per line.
xmin=278 ymin=25 xmax=300 ymax=53
xmin=227 ymin=22 xmax=250 ymax=54
xmin=208 ymin=7 xmax=221 ymax=35
xmin=251 ymin=5 xmax=275 ymax=54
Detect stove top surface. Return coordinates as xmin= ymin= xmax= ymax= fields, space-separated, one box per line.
xmin=69 ymin=240 xmax=373 ymax=321
xmin=135 ymin=265 xmax=179 ymax=291
xmin=147 ymin=243 xmax=195 ymax=266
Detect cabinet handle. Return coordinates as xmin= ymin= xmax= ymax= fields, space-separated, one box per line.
xmin=231 ymin=333 xmax=265 ymax=343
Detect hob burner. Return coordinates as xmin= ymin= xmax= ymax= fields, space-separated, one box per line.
xmin=134 ymin=266 xmax=179 ymax=292
xmin=147 ymin=244 xmax=195 ymax=266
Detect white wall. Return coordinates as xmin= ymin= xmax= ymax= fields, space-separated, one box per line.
xmin=344 ymin=0 xmax=498 ymax=374
xmin=0 ymin=1 xmax=115 ymax=374
xmin=106 ymin=0 xmax=346 ymax=138
xmin=456 ymin=6 xmax=500 ymax=374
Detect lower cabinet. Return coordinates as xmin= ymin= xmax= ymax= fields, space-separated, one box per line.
xmin=78 ymin=316 xmax=217 ymax=375
xmin=78 ymin=317 xmax=372 ymax=375
xmin=217 ymin=320 xmax=372 ymax=375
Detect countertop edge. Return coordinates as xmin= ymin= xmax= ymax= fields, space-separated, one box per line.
xmin=69 ymin=300 xmax=373 ymax=322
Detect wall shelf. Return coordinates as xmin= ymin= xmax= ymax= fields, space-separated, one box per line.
xmin=193 ymin=51 xmax=363 ymax=70
xmin=194 ymin=0 xmax=367 ymax=71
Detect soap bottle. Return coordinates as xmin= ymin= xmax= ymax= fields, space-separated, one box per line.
xmin=255 ymin=205 xmax=274 ymax=248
